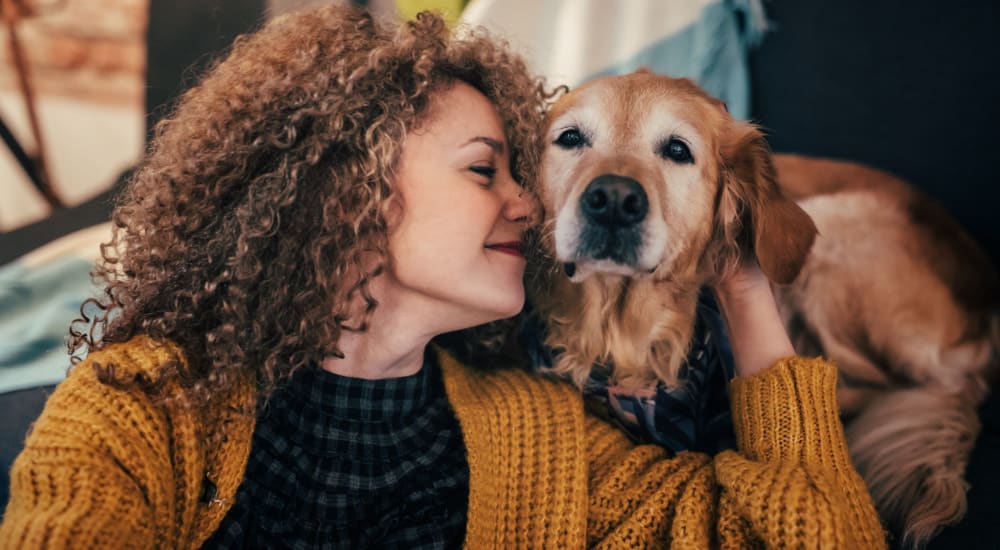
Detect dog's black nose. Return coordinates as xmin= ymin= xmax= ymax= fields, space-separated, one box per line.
xmin=580 ymin=174 xmax=648 ymax=227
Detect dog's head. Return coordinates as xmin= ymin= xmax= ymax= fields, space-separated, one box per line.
xmin=539 ymin=70 xmax=815 ymax=286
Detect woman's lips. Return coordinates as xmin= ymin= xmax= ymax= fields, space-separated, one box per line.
xmin=485 ymin=241 xmax=525 ymax=257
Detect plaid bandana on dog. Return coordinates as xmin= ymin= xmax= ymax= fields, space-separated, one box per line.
xmin=520 ymin=289 xmax=737 ymax=455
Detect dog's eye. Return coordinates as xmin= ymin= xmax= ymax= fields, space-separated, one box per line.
xmin=555 ymin=128 xmax=586 ymax=149
xmin=661 ymin=139 xmax=693 ymax=164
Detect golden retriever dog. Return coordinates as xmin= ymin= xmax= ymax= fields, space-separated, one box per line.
xmin=529 ymin=69 xmax=999 ymax=548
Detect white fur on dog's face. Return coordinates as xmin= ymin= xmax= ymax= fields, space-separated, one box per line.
xmin=541 ymin=74 xmax=726 ymax=283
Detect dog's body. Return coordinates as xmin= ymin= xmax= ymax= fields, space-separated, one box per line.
xmin=530 ymin=71 xmax=999 ymax=548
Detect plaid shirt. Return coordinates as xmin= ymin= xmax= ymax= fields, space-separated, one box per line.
xmin=203 ymin=350 xmax=468 ymax=549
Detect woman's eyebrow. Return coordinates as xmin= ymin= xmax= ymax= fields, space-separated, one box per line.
xmin=462 ymin=136 xmax=505 ymax=155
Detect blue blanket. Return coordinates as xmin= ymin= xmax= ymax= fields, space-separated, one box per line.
xmin=0 ymin=225 xmax=106 ymax=393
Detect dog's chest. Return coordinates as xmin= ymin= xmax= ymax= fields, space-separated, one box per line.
xmin=522 ymin=290 xmax=737 ymax=454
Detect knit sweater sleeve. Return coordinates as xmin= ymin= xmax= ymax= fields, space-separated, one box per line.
xmin=714 ymin=356 xmax=886 ymax=548
xmin=584 ymin=357 xmax=887 ymax=549
xmin=0 ymin=343 xmax=185 ymax=548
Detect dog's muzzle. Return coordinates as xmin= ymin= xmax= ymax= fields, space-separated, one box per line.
xmin=576 ymin=174 xmax=647 ymax=265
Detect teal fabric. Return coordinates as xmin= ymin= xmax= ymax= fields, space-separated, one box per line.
xmin=586 ymin=1 xmax=767 ymax=120
xmin=0 ymin=255 xmax=96 ymax=393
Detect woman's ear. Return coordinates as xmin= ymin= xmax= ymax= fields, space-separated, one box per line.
xmin=713 ymin=122 xmax=817 ymax=284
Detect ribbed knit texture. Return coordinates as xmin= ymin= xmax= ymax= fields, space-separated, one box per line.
xmin=0 ymin=338 xmax=887 ymax=549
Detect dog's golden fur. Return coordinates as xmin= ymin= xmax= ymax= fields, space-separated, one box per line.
xmin=533 ymin=72 xmax=815 ymax=391
xmin=530 ymin=70 xmax=999 ymax=548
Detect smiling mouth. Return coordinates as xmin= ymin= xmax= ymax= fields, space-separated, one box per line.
xmin=485 ymin=241 xmax=525 ymax=257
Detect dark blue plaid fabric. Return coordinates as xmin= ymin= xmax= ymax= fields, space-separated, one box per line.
xmin=521 ymin=288 xmax=737 ymax=454
xmin=202 ymin=350 xmax=468 ymax=549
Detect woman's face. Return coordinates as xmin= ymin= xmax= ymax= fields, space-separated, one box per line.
xmin=385 ymin=81 xmax=537 ymax=332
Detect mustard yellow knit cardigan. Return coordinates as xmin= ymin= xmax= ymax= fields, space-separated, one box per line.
xmin=0 ymin=337 xmax=886 ymax=548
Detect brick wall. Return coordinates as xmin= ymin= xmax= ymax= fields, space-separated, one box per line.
xmin=0 ymin=0 xmax=148 ymax=106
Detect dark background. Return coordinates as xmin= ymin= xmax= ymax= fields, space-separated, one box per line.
xmin=2 ymin=1 xmax=998 ymax=545
xmin=750 ymin=0 xmax=999 ymax=265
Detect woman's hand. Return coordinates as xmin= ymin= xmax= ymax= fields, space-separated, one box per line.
xmin=712 ymin=261 xmax=796 ymax=377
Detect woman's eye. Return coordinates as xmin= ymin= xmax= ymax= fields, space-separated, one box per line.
xmin=555 ymin=128 xmax=586 ymax=149
xmin=470 ymin=165 xmax=497 ymax=184
xmin=661 ymin=138 xmax=693 ymax=164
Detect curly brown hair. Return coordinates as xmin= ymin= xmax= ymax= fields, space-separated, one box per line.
xmin=70 ymin=5 xmax=551 ymax=412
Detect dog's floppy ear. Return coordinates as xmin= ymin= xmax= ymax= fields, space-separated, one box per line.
xmin=712 ymin=122 xmax=817 ymax=284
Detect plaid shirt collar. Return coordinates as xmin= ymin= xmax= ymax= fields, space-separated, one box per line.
xmin=284 ymin=350 xmax=434 ymax=423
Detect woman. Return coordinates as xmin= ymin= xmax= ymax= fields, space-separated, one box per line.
xmin=0 ymin=5 xmax=885 ymax=548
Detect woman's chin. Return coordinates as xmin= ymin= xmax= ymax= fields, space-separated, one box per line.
xmin=467 ymin=292 xmax=525 ymax=326
xmin=491 ymin=295 xmax=526 ymax=321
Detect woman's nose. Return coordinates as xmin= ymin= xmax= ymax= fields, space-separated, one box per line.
xmin=503 ymin=181 xmax=540 ymax=226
